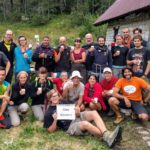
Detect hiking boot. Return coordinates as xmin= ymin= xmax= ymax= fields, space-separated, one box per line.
xmin=114 ymin=116 xmax=124 ymax=124
xmin=103 ymin=126 xmax=122 ymax=148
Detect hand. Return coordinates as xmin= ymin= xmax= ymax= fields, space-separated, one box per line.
xmin=19 ymin=89 xmax=26 ymax=95
xmin=124 ymin=97 xmax=131 ymax=108
xmin=115 ymin=51 xmax=120 ymax=56
xmin=132 ymin=59 xmax=138 ymax=65
xmin=67 ymin=81 xmax=73 ymax=89
xmin=3 ymin=95 xmax=10 ymax=101
xmin=37 ymin=88 xmax=42 ymax=95
xmin=92 ymin=98 xmax=98 ymax=104
xmin=89 ymin=46 xmax=95 ymax=52
xmin=59 ymin=45 xmax=65 ymax=52
xmin=47 ymin=77 xmax=53 ymax=81
xmin=75 ymin=106 xmax=80 ymax=117
xmin=52 ymin=112 xmax=57 ymax=120
xmin=39 ymin=53 xmax=45 ymax=58
xmin=24 ymin=53 xmax=28 ymax=59
xmin=9 ymin=101 xmax=14 ymax=105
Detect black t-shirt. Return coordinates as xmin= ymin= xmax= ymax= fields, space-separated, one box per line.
xmin=55 ymin=46 xmax=71 ymax=72
xmin=43 ymin=105 xmax=72 ymax=131
xmin=127 ymin=47 xmax=150 ymax=77
xmin=112 ymin=45 xmax=128 ymax=66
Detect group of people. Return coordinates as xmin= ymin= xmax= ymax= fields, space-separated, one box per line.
xmin=0 ymin=27 xmax=150 ymax=148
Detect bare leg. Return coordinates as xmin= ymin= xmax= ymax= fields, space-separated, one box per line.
xmin=0 ymin=100 xmax=8 ymax=116
xmin=109 ymin=97 xmax=121 ymax=117
xmin=89 ymin=102 xmax=101 ymax=111
xmin=83 ymin=110 xmax=107 ymax=134
xmin=80 ymin=121 xmax=102 ymax=136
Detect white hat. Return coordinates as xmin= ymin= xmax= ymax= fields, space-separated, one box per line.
xmin=103 ymin=67 xmax=112 ymax=73
xmin=70 ymin=70 xmax=82 ymax=79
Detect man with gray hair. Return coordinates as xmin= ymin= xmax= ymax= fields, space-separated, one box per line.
xmin=0 ymin=29 xmax=17 ymax=83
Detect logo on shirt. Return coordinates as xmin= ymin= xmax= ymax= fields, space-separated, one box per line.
xmin=124 ymin=85 xmax=136 ymax=94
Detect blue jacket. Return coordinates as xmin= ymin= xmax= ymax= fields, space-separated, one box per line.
xmin=14 ymin=47 xmax=32 ymax=73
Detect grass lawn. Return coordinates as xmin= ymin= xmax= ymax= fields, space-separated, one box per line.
xmin=0 ymin=110 xmax=150 ymax=150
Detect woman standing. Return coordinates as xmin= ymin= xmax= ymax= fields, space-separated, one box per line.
xmin=14 ymin=36 xmax=32 ymax=79
xmin=71 ymin=38 xmax=86 ymax=83
xmin=83 ymin=75 xmax=106 ymax=111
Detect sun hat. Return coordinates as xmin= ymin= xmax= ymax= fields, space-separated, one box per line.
xmin=70 ymin=70 xmax=82 ymax=79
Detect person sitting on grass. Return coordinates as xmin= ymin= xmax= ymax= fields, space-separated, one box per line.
xmin=63 ymin=70 xmax=85 ymax=111
xmin=0 ymin=66 xmax=11 ymax=128
xmin=109 ymin=67 xmax=150 ymax=124
xmin=48 ymin=71 xmax=69 ymax=95
xmin=8 ymin=71 xmax=31 ymax=127
xmin=30 ymin=67 xmax=54 ymax=121
xmin=83 ymin=74 xmax=106 ymax=111
xmin=44 ymin=89 xmax=122 ymax=148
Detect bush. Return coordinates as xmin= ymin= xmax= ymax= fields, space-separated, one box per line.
xmin=30 ymin=15 xmax=49 ymax=26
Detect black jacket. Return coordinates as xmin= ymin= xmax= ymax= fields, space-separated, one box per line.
xmin=30 ymin=79 xmax=54 ymax=105
xmin=0 ymin=40 xmax=17 ymax=66
xmin=32 ymin=44 xmax=55 ymax=72
xmin=11 ymin=82 xmax=31 ymax=105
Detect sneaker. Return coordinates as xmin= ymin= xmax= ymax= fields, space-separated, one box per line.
xmin=114 ymin=116 xmax=124 ymax=124
xmin=103 ymin=126 xmax=122 ymax=148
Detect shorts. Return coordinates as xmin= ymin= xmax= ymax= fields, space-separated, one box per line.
xmin=66 ymin=112 xmax=87 ymax=136
xmin=119 ymin=100 xmax=148 ymax=115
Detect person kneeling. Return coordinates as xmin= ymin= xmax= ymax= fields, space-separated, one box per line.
xmin=44 ymin=89 xmax=122 ymax=148
xmin=109 ymin=67 xmax=150 ymax=124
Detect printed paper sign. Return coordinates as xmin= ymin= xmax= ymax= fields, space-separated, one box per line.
xmin=57 ymin=104 xmax=75 ymax=120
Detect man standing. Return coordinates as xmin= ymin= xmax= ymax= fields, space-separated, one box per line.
xmin=111 ymin=35 xmax=128 ymax=78
xmin=87 ymin=36 xmax=112 ymax=81
xmin=122 ymin=28 xmax=132 ymax=48
xmin=130 ymin=28 xmax=147 ymax=48
xmin=0 ymin=30 xmax=17 ymax=83
xmin=127 ymin=35 xmax=150 ymax=78
xmin=32 ymin=36 xmax=55 ymax=75
xmin=109 ymin=67 xmax=150 ymax=124
xmin=54 ymin=36 xmax=71 ymax=77
xmin=82 ymin=33 xmax=98 ymax=72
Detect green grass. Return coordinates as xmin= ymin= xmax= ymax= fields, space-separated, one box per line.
xmin=0 ymin=15 xmax=84 ymax=47
xmin=0 ymin=111 xmax=150 ymax=150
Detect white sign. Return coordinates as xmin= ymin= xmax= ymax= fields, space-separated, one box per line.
xmin=57 ymin=104 xmax=75 ymax=120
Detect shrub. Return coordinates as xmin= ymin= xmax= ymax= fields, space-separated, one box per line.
xmin=30 ymin=15 xmax=49 ymax=26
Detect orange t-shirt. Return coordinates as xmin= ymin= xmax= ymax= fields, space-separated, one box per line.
xmin=115 ymin=77 xmax=148 ymax=101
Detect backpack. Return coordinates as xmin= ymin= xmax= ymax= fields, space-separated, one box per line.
xmin=0 ymin=112 xmax=11 ymax=129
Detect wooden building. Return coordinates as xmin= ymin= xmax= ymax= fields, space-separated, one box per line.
xmin=94 ymin=0 xmax=150 ymax=45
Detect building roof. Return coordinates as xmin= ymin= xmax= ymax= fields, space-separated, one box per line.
xmin=94 ymin=0 xmax=150 ymax=26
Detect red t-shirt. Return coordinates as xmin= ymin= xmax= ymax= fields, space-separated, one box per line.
xmin=100 ymin=76 xmax=118 ymax=90
xmin=72 ymin=48 xmax=85 ymax=60
xmin=52 ymin=78 xmax=63 ymax=95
